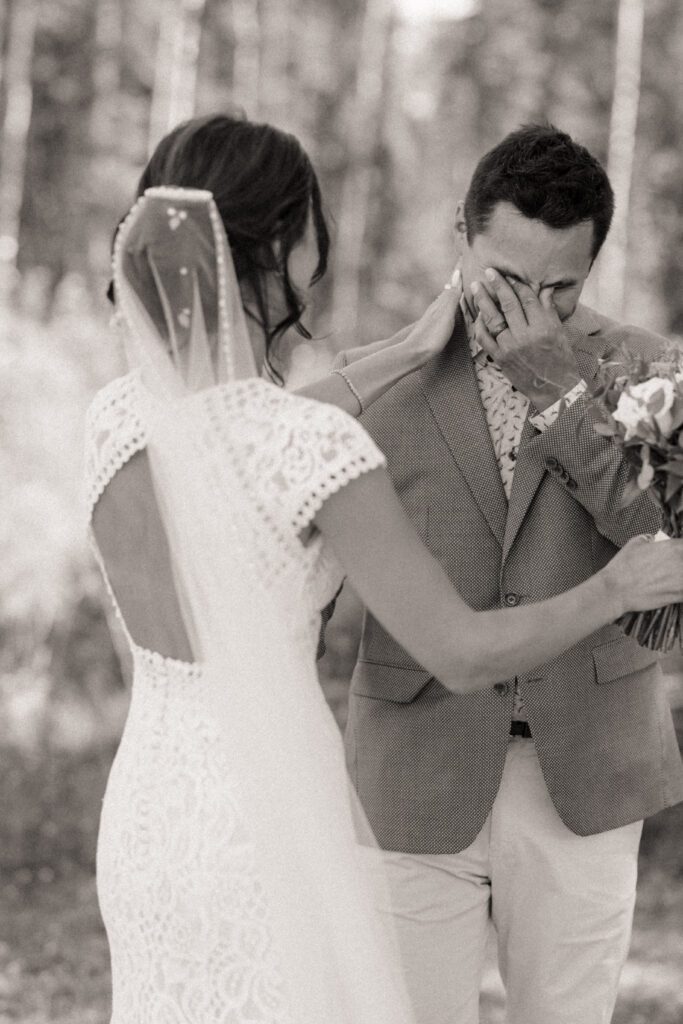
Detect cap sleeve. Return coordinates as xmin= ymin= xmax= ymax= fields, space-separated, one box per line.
xmin=274 ymin=393 xmax=386 ymax=535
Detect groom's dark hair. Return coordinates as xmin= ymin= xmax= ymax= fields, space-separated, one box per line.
xmin=464 ymin=124 xmax=614 ymax=259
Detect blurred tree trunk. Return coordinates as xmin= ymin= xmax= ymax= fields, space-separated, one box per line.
xmin=0 ymin=0 xmax=37 ymax=300
xmin=88 ymin=0 xmax=123 ymax=272
xmin=0 ymin=0 xmax=9 ymax=95
xmin=90 ymin=0 xmax=122 ymax=151
xmin=231 ymin=0 xmax=261 ymax=117
xmin=258 ymin=0 xmax=292 ymax=129
xmin=148 ymin=0 xmax=207 ymax=155
xmin=598 ymin=0 xmax=645 ymax=319
xmin=330 ymin=0 xmax=393 ymax=341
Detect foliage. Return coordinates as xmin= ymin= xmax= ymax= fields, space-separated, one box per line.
xmin=590 ymin=345 xmax=683 ymax=649
xmin=0 ymin=0 xmax=681 ymax=753
xmin=0 ymin=288 xmax=124 ymax=750
xmin=592 ymin=346 xmax=683 ymax=514
xmin=2 ymin=717 xmax=683 ymax=1023
xmin=0 ymin=5 xmax=680 ymax=1019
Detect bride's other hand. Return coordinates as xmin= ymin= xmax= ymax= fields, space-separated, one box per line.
xmin=603 ymin=535 xmax=683 ymax=615
xmin=296 ymin=274 xmax=460 ymax=417
xmin=335 ymin=270 xmax=461 ymax=370
xmin=395 ymin=270 xmax=462 ymax=367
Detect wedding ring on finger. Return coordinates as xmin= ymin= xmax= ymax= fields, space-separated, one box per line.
xmin=488 ymin=320 xmax=507 ymax=338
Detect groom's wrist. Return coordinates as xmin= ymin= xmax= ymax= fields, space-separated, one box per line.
xmin=529 ymin=378 xmax=587 ymax=426
xmin=596 ymin=561 xmax=627 ymax=620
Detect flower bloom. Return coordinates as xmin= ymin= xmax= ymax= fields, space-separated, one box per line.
xmin=613 ymin=376 xmax=676 ymax=440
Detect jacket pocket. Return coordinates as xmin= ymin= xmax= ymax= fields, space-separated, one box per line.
xmin=350 ymin=660 xmax=434 ymax=703
xmin=592 ymin=636 xmax=660 ymax=685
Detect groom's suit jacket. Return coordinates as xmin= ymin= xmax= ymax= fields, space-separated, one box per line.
xmin=344 ymin=305 xmax=683 ymax=854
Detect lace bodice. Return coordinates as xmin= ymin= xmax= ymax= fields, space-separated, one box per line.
xmin=85 ymin=372 xmax=385 ymax=656
xmin=88 ymin=372 xmax=388 ymax=1024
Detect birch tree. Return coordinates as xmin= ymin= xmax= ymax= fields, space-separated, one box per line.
xmin=90 ymin=0 xmax=123 ymax=152
xmin=87 ymin=0 xmax=124 ymax=273
xmin=330 ymin=0 xmax=394 ymax=340
xmin=0 ymin=0 xmax=8 ymax=97
xmin=231 ymin=0 xmax=261 ymax=117
xmin=148 ymin=0 xmax=207 ymax=155
xmin=0 ymin=0 xmax=38 ymax=299
xmin=258 ymin=0 xmax=292 ymax=129
xmin=598 ymin=0 xmax=646 ymax=319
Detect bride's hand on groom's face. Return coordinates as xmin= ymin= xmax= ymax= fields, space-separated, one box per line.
xmin=344 ymin=273 xmax=461 ymax=370
xmin=471 ymin=269 xmax=583 ymax=410
xmin=397 ymin=271 xmax=462 ymax=367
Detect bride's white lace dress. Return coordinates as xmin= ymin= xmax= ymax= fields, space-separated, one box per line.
xmin=85 ymin=370 xmax=387 ymax=1024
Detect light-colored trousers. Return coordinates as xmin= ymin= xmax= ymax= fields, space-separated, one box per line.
xmin=372 ymin=737 xmax=643 ymax=1024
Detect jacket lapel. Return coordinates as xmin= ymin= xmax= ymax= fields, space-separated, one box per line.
xmin=419 ymin=311 xmax=508 ymax=547
xmin=501 ymin=305 xmax=603 ymax=563
xmin=501 ymin=414 xmax=545 ymax=563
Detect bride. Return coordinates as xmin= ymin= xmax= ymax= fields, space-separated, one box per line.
xmin=86 ymin=113 xmax=683 ymax=1024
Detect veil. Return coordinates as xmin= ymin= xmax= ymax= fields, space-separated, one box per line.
xmin=112 ymin=187 xmax=416 ymax=1024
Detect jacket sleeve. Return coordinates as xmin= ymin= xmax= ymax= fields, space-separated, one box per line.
xmin=528 ymin=394 xmax=662 ymax=547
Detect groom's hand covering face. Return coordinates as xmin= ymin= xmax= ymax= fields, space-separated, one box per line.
xmin=457 ymin=200 xmax=595 ymax=410
xmin=461 ymin=201 xmax=594 ymax=324
xmin=471 ymin=270 xmax=583 ymax=411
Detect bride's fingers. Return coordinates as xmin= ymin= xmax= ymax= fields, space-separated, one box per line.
xmin=402 ymin=281 xmax=460 ymax=356
xmin=415 ymin=279 xmax=461 ymax=327
xmin=403 ymin=274 xmax=461 ymax=357
xmin=444 ymin=267 xmax=462 ymax=292
xmin=430 ymin=284 xmax=461 ymax=331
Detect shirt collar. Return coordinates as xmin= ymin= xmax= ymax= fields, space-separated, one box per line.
xmin=459 ymin=297 xmax=485 ymax=361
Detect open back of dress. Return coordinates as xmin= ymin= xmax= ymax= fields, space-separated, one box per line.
xmin=91 ymin=448 xmax=194 ymax=663
xmin=86 ymin=371 xmax=194 ymax=664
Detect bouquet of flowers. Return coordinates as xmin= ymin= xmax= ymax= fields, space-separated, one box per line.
xmin=591 ymin=346 xmax=683 ymax=651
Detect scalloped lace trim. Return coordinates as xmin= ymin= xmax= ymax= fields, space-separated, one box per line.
xmin=84 ymin=371 xmax=146 ymax=518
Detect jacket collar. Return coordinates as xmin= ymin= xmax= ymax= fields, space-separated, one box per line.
xmin=419 ymin=311 xmax=508 ymax=547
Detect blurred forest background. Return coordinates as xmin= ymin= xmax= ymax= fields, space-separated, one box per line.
xmin=1 ymin=0 xmax=683 ymax=1021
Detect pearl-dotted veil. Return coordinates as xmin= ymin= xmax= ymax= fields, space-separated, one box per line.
xmin=110 ymin=187 xmax=417 ymax=1024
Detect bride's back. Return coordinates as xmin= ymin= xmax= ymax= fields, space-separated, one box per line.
xmin=86 ymin=372 xmax=194 ymax=664
xmin=91 ymin=448 xmax=193 ymax=663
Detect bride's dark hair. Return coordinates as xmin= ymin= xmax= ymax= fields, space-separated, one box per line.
xmin=114 ymin=111 xmax=330 ymax=382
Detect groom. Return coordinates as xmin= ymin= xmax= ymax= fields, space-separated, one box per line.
xmin=341 ymin=125 xmax=683 ymax=1024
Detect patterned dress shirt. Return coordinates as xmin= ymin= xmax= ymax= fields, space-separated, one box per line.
xmin=463 ymin=306 xmax=586 ymax=718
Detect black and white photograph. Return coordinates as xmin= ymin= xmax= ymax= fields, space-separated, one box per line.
xmin=1 ymin=1 xmax=682 ymax=1022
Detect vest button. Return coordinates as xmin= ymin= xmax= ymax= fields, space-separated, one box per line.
xmin=493 ymin=682 xmax=509 ymax=695
xmin=504 ymin=592 xmax=520 ymax=607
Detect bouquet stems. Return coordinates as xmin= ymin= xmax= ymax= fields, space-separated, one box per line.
xmin=618 ymin=522 xmax=682 ymax=652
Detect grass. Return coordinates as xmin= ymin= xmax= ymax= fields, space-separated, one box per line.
xmin=1 ymin=697 xmax=681 ymax=1024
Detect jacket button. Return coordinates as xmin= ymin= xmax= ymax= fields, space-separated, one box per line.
xmin=566 ymin=477 xmax=578 ymax=491
xmin=493 ymin=682 xmax=509 ymax=695
xmin=545 ymin=456 xmax=559 ymax=470
xmin=504 ymin=592 xmax=520 ymax=607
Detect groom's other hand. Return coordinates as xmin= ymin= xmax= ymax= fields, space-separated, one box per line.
xmin=472 ymin=269 xmax=583 ymax=411
xmin=316 ymin=583 xmax=344 ymax=661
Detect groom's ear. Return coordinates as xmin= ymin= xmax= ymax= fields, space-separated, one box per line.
xmin=453 ymin=201 xmax=468 ymax=252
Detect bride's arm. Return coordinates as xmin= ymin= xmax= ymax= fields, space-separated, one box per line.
xmin=294 ymin=281 xmax=461 ymax=416
xmin=330 ymin=324 xmax=414 ymax=367
xmin=314 ymin=467 xmax=683 ymax=693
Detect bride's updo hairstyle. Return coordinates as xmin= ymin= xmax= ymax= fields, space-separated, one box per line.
xmin=117 ymin=111 xmax=330 ymax=381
